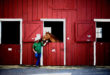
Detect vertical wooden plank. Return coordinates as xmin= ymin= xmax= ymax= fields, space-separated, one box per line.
xmin=102 ymin=0 xmax=110 ymax=18
xmin=79 ymin=44 xmax=84 ymax=65
xmin=91 ymin=0 xmax=97 ymax=19
xmin=23 ymin=0 xmax=28 ymax=23
xmin=57 ymin=10 xmax=62 ymax=18
xmin=65 ymin=12 xmax=69 ymax=65
xmin=43 ymin=0 xmax=48 ymax=18
xmin=76 ymin=43 xmax=79 ymax=65
xmin=96 ymin=0 xmax=102 ymax=18
xmin=22 ymin=43 xmax=28 ymax=64
xmin=53 ymin=10 xmax=58 ymax=18
xmin=47 ymin=0 xmax=52 ymax=18
xmin=32 ymin=0 xmax=38 ymax=21
xmin=48 ymin=43 xmax=52 ymax=65
xmin=73 ymin=43 xmax=77 ymax=65
xmin=13 ymin=0 xmax=18 ymax=18
xmin=69 ymin=11 xmax=73 ymax=65
xmin=86 ymin=0 xmax=92 ymax=20
xmin=56 ymin=43 xmax=60 ymax=65
xmin=27 ymin=43 xmax=33 ymax=65
xmin=71 ymin=11 xmax=76 ymax=65
xmin=96 ymin=43 xmax=104 ymax=65
xmin=15 ymin=45 xmax=20 ymax=64
xmin=28 ymin=0 xmax=32 ymax=23
xmin=52 ymin=43 xmax=57 ymax=65
xmin=53 ymin=0 xmax=75 ymax=9
xmin=66 ymin=11 xmax=72 ymax=65
xmin=43 ymin=42 xmax=50 ymax=66
xmin=46 ymin=44 xmax=49 ymax=65
xmin=60 ymin=43 xmax=64 ymax=65
xmin=77 ymin=0 xmax=87 ymax=21
xmin=0 ymin=0 xmax=3 ymax=18
xmin=104 ymin=43 xmax=110 ymax=65
xmin=3 ymin=0 xmax=9 ymax=18
xmin=43 ymin=45 xmax=47 ymax=65
xmin=89 ymin=43 xmax=93 ymax=66
xmin=82 ymin=44 xmax=86 ymax=65
xmin=38 ymin=0 xmax=43 ymax=20
xmin=18 ymin=0 xmax=23 ymax=18
xmin=8 ymin=0 xmax=12 ymax=18
xmin=86 ymin=43 xmax=90 ymax=65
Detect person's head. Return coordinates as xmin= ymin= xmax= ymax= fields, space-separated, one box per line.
xmin=34 ymin=34 xmax=41 ymax=43
xmin=35 ymin=39 xmax=39 ymax=43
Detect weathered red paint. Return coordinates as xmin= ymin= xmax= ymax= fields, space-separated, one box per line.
xmin=0 ymin=0 xmax=110 ymax=66
xmin=96 ymin=42 xmax=110 ymax=66
xmin=43 ymin=43 xmax=64 ymax=66
xmin=0 ymin=44 xmax=20 ymax=65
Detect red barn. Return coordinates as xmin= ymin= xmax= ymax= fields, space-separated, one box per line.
xmin=0 ymin=0 xmax=110 ymax=66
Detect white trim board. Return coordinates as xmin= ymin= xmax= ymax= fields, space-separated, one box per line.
xmin=41 ymin=19 xmax=66 ymax=66
xmin=94 ymin=19 xmax=110 ymax=22
xmin=0 ymin=22 xmax=1 ymax=44
xmin=0 ymin=19 xmax=23 ymax=65
xmin=41 ymin=19 xmax=65 ymax=21
xmin=0 ymin=19 xmax=22 ymax=21
xmin=93 ymin=41 xmax=96 ymax=66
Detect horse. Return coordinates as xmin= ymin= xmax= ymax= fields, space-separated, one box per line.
xmin=42 ymin=32 xmax=60 ymax=42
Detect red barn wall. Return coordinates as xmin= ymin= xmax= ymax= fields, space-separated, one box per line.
xmin=0 ymin=0 xmax=110 ymax=65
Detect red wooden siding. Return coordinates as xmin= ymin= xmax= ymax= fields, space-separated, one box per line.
xmin=53 ymin=0 xmax=75 ymax=9
xmin=96 ymin=42 xmax=110 ymax=66
xmin=0 ymin=0 xmax=110 ymax=66
xmin=23 ymin=22 xmax=43 ymax=42
xmin=23 ymin=43 xmax=37 ymax=65
xmin=0 ymin=44 xmax=20 ymax=65
xmin=75 ymin=22 xmax=95 ymax=42
xmin=43 ymin=43 xmax=64 ymax=66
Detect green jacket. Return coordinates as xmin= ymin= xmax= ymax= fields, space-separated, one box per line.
xmin=33 ymin=42 xmax=44 ymax=54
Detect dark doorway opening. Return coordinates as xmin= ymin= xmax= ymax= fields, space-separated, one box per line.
xmin=44 ymin=21 xmax=63 ymax=42
xmin=1 ymin=21 xmax=20 ymax=44
xmin=96 ymin=22 xmax=110 ymax=42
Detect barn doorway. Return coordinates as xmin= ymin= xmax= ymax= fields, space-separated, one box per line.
xmin=44 ymin=21 xmax=63 ymax=42
xmin=41 ymin=19 xmax=66 ymax=66
xmin=94 ymin=19 xmax=110 ymax=66
xmin=0 ymin=19 xmax=22 ymax=65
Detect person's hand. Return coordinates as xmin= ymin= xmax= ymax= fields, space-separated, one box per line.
xmin=46 ymin=40 xmax=48 ymax=43
xmin=35 ymin=51 xmax=37 ymax=54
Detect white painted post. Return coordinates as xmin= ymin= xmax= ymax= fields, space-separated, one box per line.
xmin=0 ymin=22 xmax=1 ymax=44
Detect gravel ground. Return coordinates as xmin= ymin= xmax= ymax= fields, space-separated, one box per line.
xmin=0 ymin=65 xmax=110 ymax=75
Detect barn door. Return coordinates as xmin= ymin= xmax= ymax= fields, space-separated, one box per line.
xmin=96 ymin=22 xmax=110 ymax=66
xmin=42 ymin=21 xmax=65 ymax=66
xmin=0 ymin=21 xmax=21 ymax=65
xmin=75 ymin=22 xmax=95 ymax=66
xmin=23 ymin=22 xmax=43 ymax=65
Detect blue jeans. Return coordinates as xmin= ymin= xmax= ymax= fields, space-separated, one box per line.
xmin=35 ymin=53 xmax=41 ymax=66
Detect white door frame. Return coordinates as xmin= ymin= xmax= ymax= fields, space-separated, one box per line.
xmin=94 ymin=19 xmax=110 ymax=66
xmin=41 ymin=19 xmax=66 ymax=66
xmin=0 ymin=19 xmax=23 ymax=64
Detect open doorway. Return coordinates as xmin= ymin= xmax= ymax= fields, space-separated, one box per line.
xmin=44 ymin=21 xmax=63 ymax=42
xmin=94 ymin=19 xmax=110 ymax=66
xmin=0 ymin=19 xmax=22 ymax=65
xmin=41 ymin=19 xmax=66 ymax=66
xmin=1 ymin=21 xmax=20 ymax=44
xmin=96 ymin=22 xmax=110 ymax=42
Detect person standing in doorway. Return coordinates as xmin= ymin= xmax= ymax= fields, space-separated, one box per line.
xmin=33 ymin=34 xmax=48 ymax=67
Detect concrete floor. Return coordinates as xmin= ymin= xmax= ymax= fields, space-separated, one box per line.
xmin=0 ymin=65 xmax=110 ymax=75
